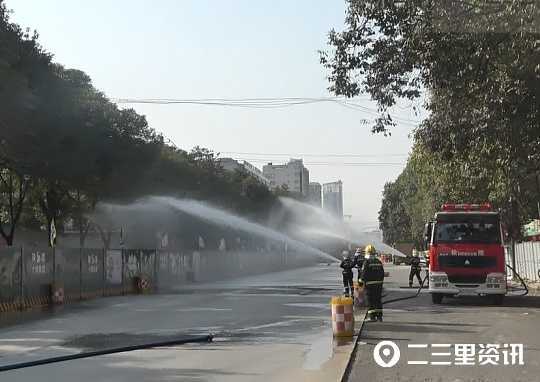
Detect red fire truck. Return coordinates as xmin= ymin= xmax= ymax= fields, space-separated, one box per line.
xmin=424 ymin=203 xmax=507 ymax=305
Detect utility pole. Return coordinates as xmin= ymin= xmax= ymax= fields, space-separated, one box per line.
xmin=536 ymin=172 xmax=540 ymax=219
xmin=509 ymin=195 xmax=517 ymax=277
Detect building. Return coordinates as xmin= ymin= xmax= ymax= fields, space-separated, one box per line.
xmin=262 ymin=159 xmax=309 ymax=195
xmin=323 ymin=180 xmax=343 ymax=219
xmin=218 ymin=158 xmax=270 ymax=186
xmin=241 ymin=161 xmax=270 ymax=186
xmin=307 ymin=182 xmax=322 ymax=207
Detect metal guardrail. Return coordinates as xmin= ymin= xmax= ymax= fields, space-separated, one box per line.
xmin=514 ymin=242 xmax=540 ymax=282
xmin=505 ymin=242 xmax=540 ymax=282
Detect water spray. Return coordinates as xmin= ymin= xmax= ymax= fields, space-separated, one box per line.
xmin=148 ymin=196 xmax=338 ymax=263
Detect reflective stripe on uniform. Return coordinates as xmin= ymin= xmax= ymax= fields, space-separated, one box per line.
xmin=367 ymin=309 xmax=383 ymax=313
xmin=365 ymin=280 xmax=383 ymax=285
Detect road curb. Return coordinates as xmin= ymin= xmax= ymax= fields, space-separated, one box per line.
xmin=340 ymin=307 xmax=368 ymax=382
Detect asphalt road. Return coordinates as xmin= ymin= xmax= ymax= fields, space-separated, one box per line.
xmin=348 ymin=265 xmax=540 ymax=382
xmin=0 ymin=263 xmax=357 ymax=382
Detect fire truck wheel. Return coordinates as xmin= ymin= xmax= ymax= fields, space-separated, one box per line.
xmin=431 ymin=293 xmax=443 ymax=304
xmin=491 ymin=295 xmax=504 ymax=306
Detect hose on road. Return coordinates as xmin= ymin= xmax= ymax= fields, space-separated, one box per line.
xmin=381 ymin=273 xmax=428 ymax=305
xmin=506 ymin=263 xmax=529 ymax=296
xmin=0 ymin=334 xmax=213 ymax=373
xmin=380 ymin=264 xmax=529 ymax=305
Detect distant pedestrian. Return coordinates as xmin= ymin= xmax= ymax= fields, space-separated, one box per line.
xmin=361 ymin=244 xmax=385 ymax=322
xmin=340 ymin=252 xmax=355 ymax=297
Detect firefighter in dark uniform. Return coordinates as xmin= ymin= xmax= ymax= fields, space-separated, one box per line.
xmin=409 ymin=252 xmax=423 ymax=287
xmin=361 ymin=244 xmax=385 ymax=322
xmin=340 ymin=252 xmax=355 ymax=297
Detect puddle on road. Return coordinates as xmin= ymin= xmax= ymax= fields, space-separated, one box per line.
xmin=174 ymin=308 xmax=232 ymax=312
xmin=0 ymin=344 xmax=42 ymax=353
xmin=284 ymin=303 xmax=329 ymax=309
xmin=302 ymin=332 xmax=334 ymax=370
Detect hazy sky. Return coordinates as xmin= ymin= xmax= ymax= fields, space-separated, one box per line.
xmin=7 ymin=0 xmax=423 ymax=229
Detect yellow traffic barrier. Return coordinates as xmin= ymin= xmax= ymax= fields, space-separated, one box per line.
xmin=331 ymin=296 xmax=354 ymax=337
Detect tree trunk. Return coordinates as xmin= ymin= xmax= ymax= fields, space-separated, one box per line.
xmin=535 ymin=172 xmax=540 ymax=219
xmin=79 ymin=221 xmax=91 ymax=248
xmin=39 ymin=184 xmax=65 ymax=247
xmin=0 ymin=169 xmax=29 ymax=246
xmin=96 ymin=224 xmax=112 ymax=250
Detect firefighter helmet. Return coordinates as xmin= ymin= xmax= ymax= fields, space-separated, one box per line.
xmin=364 ymin=244 xmax=376 ymax=255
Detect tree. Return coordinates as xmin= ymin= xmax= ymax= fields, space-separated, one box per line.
xmin=378 ymin=142 xmax=528 ymax=245
xmin=0 ymin=1 xmax=51 ymax=245
xmin=379 ymin=180 xmax=412 ymax=245
xmin=0 ymin=169 xmax=30 ymax=245
xmin=322 ymin=0 xmax=540 ymax=237
xmin=0 ymin=2 xmax=288 ymax=248
xmin=66 ymin=188 xmax=96 ymax=247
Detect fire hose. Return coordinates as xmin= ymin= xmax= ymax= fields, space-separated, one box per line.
xmin=506 ymin=263 xmax=529 ymax=296
xmin=381 ymin=273 xmax=429 ymax=305
xmin=380 ymin=264 xmax=529 ymax=305
xmin=0 ymin=334 xmax=213 ymax=373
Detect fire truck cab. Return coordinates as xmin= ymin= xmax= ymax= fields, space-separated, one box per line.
xmin=425 ymin=203 xmax=506 ymax=305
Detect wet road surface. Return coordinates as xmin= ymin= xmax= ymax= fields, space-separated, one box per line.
xmin=348 ymin=265 xmax=540 ymax=382
xmin=0 ymin=263 xmax=357 ymax=381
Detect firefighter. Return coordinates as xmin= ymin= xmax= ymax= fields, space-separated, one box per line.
xmin=353 ymin=248 xmax=365 ymax=282
xmin=409 ymin=252 xmax=423 ymax=288
xmin=340 ymin=252 xmax=355 ymax=297
xmin=361 ymin=244 xmax=385 ymax=322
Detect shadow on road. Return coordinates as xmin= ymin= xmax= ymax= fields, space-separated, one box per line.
xmin=361 ymin=322 xmax=477 ymax=334
xmin=500 ymin=295 xmax=540 ymax=308
xmin=440 ymin=295 xmax=540 ymax=309
xmin=389 ymin=321 xmax=482 ymax=327
xmin=360 ymin=335 xmax=412 ymax=345
xmin=0 ymin=306 xmax=59 ymax=330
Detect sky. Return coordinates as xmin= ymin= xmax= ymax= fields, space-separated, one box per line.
xmin=6 ymin=0 xmax=423 ymax=229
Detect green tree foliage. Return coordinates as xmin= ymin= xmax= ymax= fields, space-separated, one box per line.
xmin=322 ymin=0 xmax=540 ymax=238
xmin=379 ymin=143 xmax=534 ymax=245
xmin=0 ymin=2 xmax=276 ymax=246
xmin=0 ymin=169 xmax=30 ymax=245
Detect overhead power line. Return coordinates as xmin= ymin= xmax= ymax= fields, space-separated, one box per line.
xmin=114 ymin=97 xmax=342 ymax=108
xmin=219 ymin=151 xmax=409 ymax=158
xmin=113 ymin=96 xmax=423 ymax=126
xmin=232 ymin=158 xmax=405 ymax=167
